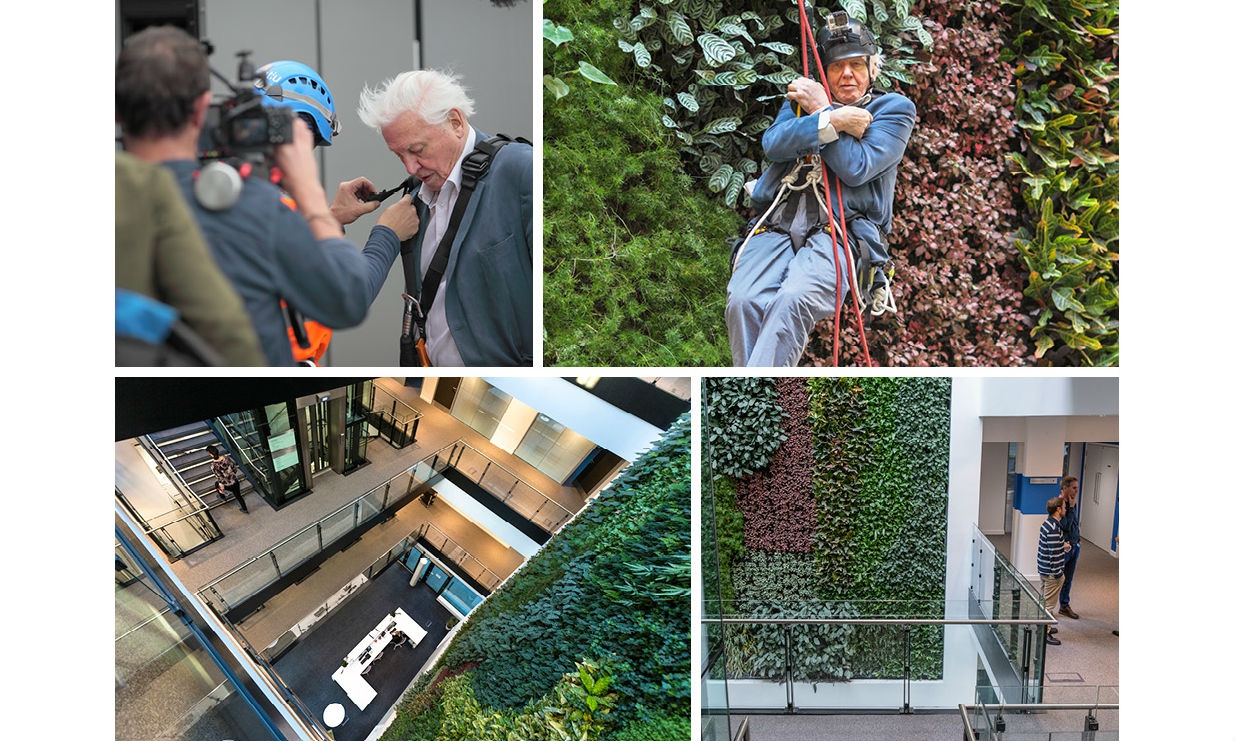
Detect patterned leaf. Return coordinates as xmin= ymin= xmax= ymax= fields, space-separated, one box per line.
xmin=676 ymin=91 xmax=699 ymax=112
xmin=725 ymin=169 xmax=745 ymax=207
xmin=759 ymin=41 xmax=795 ymax=55
xmin=703 ymin=117 xmax=741 ymax=134
xmin=667 ymin=10 xmax=693 ymax=45
xmin=839 ymin=0 xmax=867 ymax=22
xmin=708 ymin=163 xmax=735 ymax=193
xmin=698 ymin=33 xmax=737 ymax=66
xmin=633 ymin=41 xmax=652 ymax=68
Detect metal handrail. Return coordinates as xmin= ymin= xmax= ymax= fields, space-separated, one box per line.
xmin=137 ymin=435 xmax=209 ymax=508
xmin=373 ymin=384 xmax=423 ymax=425
xmin=213 ymin=417 xmax=272 ymax=489
xmin=972 ymin=525 xmax=1052 ymax=615
xmin=701 ymin=617 xmax=1055 ymax=626
xmin=968 ymin=703 xmax=1118 ymax=711
xmin=417 ymin=521 xmax=503 ymax=590
xmin=197 ymin=457 xmax=441 ymax=595
xmin=437 ymin=438 xmax=572 ymax=522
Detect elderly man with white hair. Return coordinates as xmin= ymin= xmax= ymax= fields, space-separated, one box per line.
xmin=332 ymin=70 xmax=533 ymax=367
xmin=725 ymin=13 xmax=916 ymax=367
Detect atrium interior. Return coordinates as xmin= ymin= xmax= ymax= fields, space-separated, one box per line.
xmin=115 ymin=376 xmax=689 ymax=741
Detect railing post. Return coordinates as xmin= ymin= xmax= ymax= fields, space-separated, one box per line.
xmin=784 ymin=624 xmax=794 ymax=713
xmin=410 ymin=416 xmax=419 ymax=444
xmin=902 ymin=624 xmax=912 ymax=714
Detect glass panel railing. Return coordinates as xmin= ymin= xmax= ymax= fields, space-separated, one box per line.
xmin=440 ymin=440 xmax=573 ymax=532
xmin=369 ymin=383 xmax=422 ymax=449
xmin=701 ymin=622 xmax=732 ymax=741
xmin=702 ymin=601 xmax=1055 ymax=714
xmin=962 ymin=694 xmax=1119 ymax=740
xmin=417 ymin=521 xmax=503 ymax=592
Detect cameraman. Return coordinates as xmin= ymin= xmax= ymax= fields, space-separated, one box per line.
xmin=115 ymin=26 xmax=419 ymax=366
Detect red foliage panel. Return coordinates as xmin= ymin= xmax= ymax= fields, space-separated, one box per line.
xmin=735 ymin=377 xmax=816 ymax=551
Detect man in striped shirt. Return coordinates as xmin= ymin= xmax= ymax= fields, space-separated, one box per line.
xmin=1037 ymin=496 xmax=1072 ymax=645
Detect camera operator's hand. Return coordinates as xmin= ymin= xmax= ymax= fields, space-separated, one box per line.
xmin=275 ymin=120 xmax=343 ymax=239
xmin=376 ymin=194 xmax=420 ymax=242
xmin=331 ymin=177 xmax=380 ymax=226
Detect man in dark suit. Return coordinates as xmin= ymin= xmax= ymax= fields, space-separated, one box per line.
xmin=332 ymin=69 xmax=532 ymax=367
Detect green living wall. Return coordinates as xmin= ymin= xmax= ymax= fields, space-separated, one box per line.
xmin=544 ymin=0 xmax=1117 ymax=366
xmin=380 ymin=415 xmax=691 ymax=741
xmin=706 ymin=377 xmax=951 ymax=681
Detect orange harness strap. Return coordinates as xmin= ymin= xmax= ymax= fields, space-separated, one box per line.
xmin=280 ymin=194 xmax=333 ymax=364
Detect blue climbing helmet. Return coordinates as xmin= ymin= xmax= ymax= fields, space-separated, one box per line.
xmin=253 ymin=60 xmax=341 ymax=146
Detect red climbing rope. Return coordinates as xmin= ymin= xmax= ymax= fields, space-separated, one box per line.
xmin=795 ymin=0 xmax=874 ymax=367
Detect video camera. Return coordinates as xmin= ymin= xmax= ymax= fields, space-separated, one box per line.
xmin=198 ymin=46 xmax=295 ymax=162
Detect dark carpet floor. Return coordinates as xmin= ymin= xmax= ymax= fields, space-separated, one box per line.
xmin=272 ymin=563 xmax=453 ymax=741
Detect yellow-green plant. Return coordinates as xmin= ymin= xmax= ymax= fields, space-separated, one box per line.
xmin=1003 ymin=0 xmax=1118 ymax=365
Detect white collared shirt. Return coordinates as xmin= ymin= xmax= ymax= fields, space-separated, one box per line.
xmin=415 ymin=125 xmax=477 ymax=367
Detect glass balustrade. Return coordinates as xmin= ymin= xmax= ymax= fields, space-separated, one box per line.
xmin=196 ymin=452 xmax=511 ymax=615
xmin=369 ymin=383 xmax=422 ymax=449
xmin=433 ymin=439 xmax=573 ymax=532
xmin=961 ymin=694 xmax=1119 ymax=740
xmin=701 ymin=596 xmax=1052 ymax=714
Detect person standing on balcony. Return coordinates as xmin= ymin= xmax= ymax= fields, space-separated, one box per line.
xmin=208 ymin=444 xmax=248 ymax=514
xmin=1037 ymin=496 xmax=1072 ymax=645
xmin=1057 ymin=475 xmax=1082 ymax=619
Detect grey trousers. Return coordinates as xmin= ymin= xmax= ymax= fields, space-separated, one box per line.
xmin=726 ymin=229 xmax=849 ymax=367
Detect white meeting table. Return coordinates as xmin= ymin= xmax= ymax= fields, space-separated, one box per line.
xmin=331 ymin=607 xmax=428 ymax=710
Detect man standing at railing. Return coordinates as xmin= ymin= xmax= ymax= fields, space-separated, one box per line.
xmin=1037 ymin=496 xmax=1072 ymax=645
xmin=1057 ymin=476 xmax=1082 ymax=620
xmin=208 ymin=444 xmax=249 ymax=514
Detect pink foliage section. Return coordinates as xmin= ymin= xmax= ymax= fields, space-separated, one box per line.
xmin=735 ymin=377 xmax=816 ymax=552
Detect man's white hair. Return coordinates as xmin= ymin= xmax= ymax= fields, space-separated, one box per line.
xmin=868 ymin=53 xmax=884 ymax=81
xmin=357 ymin=69 xmax=476 ymax=130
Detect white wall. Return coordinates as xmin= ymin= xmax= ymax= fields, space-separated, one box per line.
xmin=489 ymin=397 xmax=538 ymax=454
xmin=484 ymin=378 xmax=666 ymax=463
xmin=978 ymin=442 xmax=1009 ymax=534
